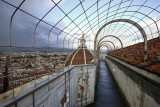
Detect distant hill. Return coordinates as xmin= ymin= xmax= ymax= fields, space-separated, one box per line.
xmin=0 ymin=46 xmax=74 ymax=53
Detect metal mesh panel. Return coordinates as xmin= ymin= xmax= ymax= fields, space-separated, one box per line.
xmin=0 ymin=0 xmax=160 ymax=101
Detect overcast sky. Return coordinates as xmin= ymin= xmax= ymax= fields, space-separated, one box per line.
xmin=0 ymin=0 xmax=160 ymax=51
xmin=0 ymin=0 xmax=66 ymax=48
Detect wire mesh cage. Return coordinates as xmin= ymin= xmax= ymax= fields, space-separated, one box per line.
xmin=0 ymin=0 xmax=160 ymax=103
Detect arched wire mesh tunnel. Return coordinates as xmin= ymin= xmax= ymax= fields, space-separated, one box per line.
xmin=0 ymin=0 xmax=160 ymax=107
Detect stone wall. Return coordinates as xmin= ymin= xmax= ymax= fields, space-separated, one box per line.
xmin=0 ymin=72 xmax=58 ymax=104
xmin=105 ymin=55 xmax=160 ymax=107
xmin=0 ymin=65 xmax=96 ymax=107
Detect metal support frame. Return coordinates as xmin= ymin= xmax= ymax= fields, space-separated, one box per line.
xmin=98 ymin=35 xmax=123 ymax=50
xmin=98 ymin=43 xmax=112 ymax=51
xmin=98 ymin=41 xmax=115 ymax=50
xmin=1 ymin=0 xmax=160 ymax=101
xmin=94 ymin=19 xmax=148 ymax=61
xmin=3 ymin=0 xmax=160 ymax=51
xmin=97 ymin=45 xmax=109 ymax=56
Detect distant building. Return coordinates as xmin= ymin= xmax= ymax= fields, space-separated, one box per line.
xmin=3 ymin=56 xmax=9 ymax=93
xmin=65 ymin=34 xmax=94 ymax=67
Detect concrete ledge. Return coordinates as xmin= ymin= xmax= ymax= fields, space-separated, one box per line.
xmin=106 ymin=55 xmax=160 ymax=85
xmin=105 ymin=56 xmax=160 ymax=107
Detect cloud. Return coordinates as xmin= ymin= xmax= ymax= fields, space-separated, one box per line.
xmin=0 ymin=0 xmax=68 ymax=48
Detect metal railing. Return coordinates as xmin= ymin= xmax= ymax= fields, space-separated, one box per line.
xmin=0 ymin=64 xmax=96 ymax=107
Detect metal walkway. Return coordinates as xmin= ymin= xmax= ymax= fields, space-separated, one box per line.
xmin=88 ymin=60 xmax=126 ymax=107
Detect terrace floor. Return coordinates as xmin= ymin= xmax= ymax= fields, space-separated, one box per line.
xmin=87 ymin=60 xmax=126 ymax=107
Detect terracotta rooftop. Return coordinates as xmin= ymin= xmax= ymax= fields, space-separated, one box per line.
xmin=107 ymin=37 xmax=160 ymax=75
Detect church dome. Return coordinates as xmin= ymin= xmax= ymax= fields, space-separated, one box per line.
xmin=65 ymin=34 xmax=94 ymax=67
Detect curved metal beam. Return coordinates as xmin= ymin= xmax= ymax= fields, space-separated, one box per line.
xmin=98 ymin=35 xmax=123 ymax=50
xmin=98 ymin=43 xmax=112 ymax=51
xmin=98 ymin=40 xmax=116 ymax=50
xmin=94 ymin=19 xmax=148 ymax=61
xmin=99 ymin=45 xmax=110 ymax=51
xmin=10 ymin=0 xmax=25 ymax=47
xmin=97 ymin=44 xmax=110 ymax=55
xmin=9 ymin=0 xmax=26 ymax=98
xmin=98 ymin=43 xmax=113 ymax=51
